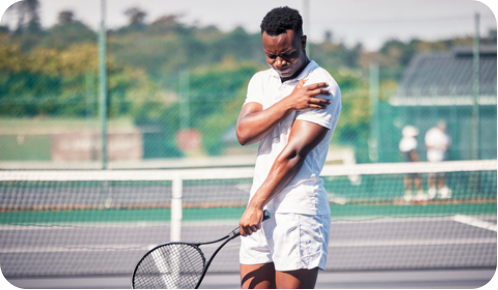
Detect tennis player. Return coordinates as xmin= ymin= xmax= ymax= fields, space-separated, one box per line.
xmin=425 ymin=121 xmax=452 ymax=199
xmin=399 ymin=125 xmax=426 ymax=202
xmin=236 ymin=6 xmax=341 ymax=289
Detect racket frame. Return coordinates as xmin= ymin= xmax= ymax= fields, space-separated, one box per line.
xmin=131 ymin=210 xmax=270 ymax=289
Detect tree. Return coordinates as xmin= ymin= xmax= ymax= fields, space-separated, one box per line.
xmin=42 ymin=11 xmax=96 ymax=49
xmin=15 ymin=0 xmax=41 ymax=33
xmin=58 ymin=10 xmax=74 ymax=25
xmin=122 ymin=7 xmax=147 ymax=32
xmin=125 ymin=7 xmax=146 ymax=25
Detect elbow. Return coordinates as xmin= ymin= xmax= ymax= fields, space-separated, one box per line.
xmin=276 ymin=148 xmax=306 ymax=168
xmin=236 ymin=127 xmax=249 ymax=146
xmin=237 ymin=136 xmax=249 ymax=146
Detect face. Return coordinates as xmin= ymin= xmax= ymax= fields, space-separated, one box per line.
xmin=262 ymin=29 xmax=307 ymax=80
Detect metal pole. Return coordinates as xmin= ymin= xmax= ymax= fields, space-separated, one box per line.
xmin=302 ymin=0 xmax=310 ymax=58
xmin=99 ymin=0 xmax=108 ymax=169
xmin=179 ymin=69 xmax=190 ymax=130
xmin=472 ymin=13 xmax=480 ymax=160
xmin=368 ymin=63 xmax=380 ymax=162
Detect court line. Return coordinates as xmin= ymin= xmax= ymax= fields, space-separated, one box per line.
xmin=452 ymin=215 xmax=497 ymax=232
xmin=218 ymin=238 xmax=498 ymax=250
xmin=1 ymin=237 xmax=495 ymax=254
xmin=1 ymin=215 xmax=496 ymax=230
xmin=328 ymin=238 xmax=497 ymax=247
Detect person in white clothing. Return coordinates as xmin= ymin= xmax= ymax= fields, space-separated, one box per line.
xmin=425 ymin=121 xmax=452 ymax=199
xmin=399 ymin=126 xmax=425 ymax=202
xmin=236 ymin=6 xmax=341 ymax=289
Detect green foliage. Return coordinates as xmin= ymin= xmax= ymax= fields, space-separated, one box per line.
xmin=0 ymin=43 xmax=162 ymax=119
xmin=41 ymin=21 xmax=96 ymax=49
xmin=0 ymin=10 xmax=486 ymax=160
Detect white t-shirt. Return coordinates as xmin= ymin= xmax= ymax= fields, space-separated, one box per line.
xmin=399 ymin=137 xmax=417 ymax=153
xmin=425 ymin=127 xmax=451 ymax=162
xmin=243 ymin=61 xmax=341 ymax=215
xmin=399 ymin=136 xmax=417 ymax=162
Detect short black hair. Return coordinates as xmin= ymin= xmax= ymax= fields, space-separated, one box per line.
xmin=260 ymin=6 xmax=303 ymax=36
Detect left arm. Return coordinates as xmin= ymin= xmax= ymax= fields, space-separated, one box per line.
xmin=239 ymin=119 xmax=329 ymax=236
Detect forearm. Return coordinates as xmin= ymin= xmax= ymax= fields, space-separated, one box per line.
xmin=236 ymin=101 xmax=293 ymax=145
xmin=238 ymin=120 xmax=329 ymax=236
xmin=248 ymin=150 xmax=305 ymax=209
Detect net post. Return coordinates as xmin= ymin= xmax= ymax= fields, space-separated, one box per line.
xmin=171 ymin=174 xmax=183 ymax=241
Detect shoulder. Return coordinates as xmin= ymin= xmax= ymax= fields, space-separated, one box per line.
xmin=307 ymin=64 xmax=339 ymax=90
xmin=251 ymin=68 xmax=275 ymax=81
xmin=248 ymin=68 xmax=276 ymax=87
xmin=425 ymin=128 xmax=437 ymax=137
xmin=400 ymin=137 xmax=417 ymax=152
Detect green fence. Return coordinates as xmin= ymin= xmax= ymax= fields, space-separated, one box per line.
xmin=0 ymin=1 xmax=496 ymax=167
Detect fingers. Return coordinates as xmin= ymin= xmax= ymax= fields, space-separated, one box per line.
xmin=309 ymin=96 xmax=331 ymax=104
xmin=240 ymin=226 xmax=256 ymax=236
xmin=305 ymin=96 xmax=331 ymax=109
xmin=305 ymin=82 xmax=331 ymax=99
xmin=307 ymin=82 xmax=329 ymax=90
xmin=240 ymin=222 xmax=262 ymax=236
xmin=308 ymin=87 xmax=331 ymax=96
xmin=296 ymin=79 xmax=308 ymax=88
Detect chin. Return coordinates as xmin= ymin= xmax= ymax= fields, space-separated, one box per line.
xmin=276 ymin=70 xmax=293 ymax=77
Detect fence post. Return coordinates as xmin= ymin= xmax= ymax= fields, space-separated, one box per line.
xmin=98 ymin=0 xmax=108 ymax=169
xmin=171 ymin=175 xmax=183 ymax=241
xmin=369 ymin=63 xmax=379 ymax=162
xmin=471 ymin=12 xmax=480 ymax=160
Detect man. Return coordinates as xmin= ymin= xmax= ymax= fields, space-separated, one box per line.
xmin=399 ymin=125 xmax=426 ymax=202
xmin=236 ymin=6 xmax=341 ymax=289
xmin=425 ymin=121 xmax=452 ymax=199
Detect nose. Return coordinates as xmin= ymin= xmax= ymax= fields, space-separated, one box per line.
xmin=275 ymin=56 xmax=287 ymax=68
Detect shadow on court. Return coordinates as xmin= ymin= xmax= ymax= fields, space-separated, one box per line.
xmin=5 ymin=269 xmax=496 ymax=289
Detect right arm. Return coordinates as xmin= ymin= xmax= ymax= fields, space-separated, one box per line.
xmin=236 ymin=79 xmax=331 ymax=145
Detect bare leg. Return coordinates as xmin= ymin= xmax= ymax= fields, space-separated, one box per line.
xmin=403 ymin=176 xmax=412 ymax=192
xmin=276 ymin=267 xmax=319 ymax=289
xmin=414 ymin=176 xmax=422 ymax=191
xmin=428 ymin=173 xmax=436 ymax=189
xmin=438 ymin=174 xmax=445 ymax=189
xmin=241 ymin=262 xmax=276 ymax=289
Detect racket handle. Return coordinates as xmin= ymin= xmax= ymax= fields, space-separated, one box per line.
xmin=229 ymin=210 xmax=271 ymax=238
xmin=262 ymin=209 xmax=271 ymax=221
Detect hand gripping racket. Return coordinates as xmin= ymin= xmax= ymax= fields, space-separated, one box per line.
xmin=132 ymin=210 xmax=271 ymax=289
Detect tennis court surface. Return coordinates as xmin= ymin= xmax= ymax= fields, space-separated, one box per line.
xmin=1 ymin=160 xmax=496 ymax=287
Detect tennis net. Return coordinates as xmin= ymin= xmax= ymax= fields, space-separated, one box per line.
xmin=0 ymin=160 xmax=496 ymax=277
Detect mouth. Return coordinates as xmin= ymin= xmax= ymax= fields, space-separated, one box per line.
xmin=275 ymin=67 xmax=292 ymax=75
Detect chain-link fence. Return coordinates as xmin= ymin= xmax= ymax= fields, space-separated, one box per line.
xmin=0 ymin=1 xmax=496 ymax=169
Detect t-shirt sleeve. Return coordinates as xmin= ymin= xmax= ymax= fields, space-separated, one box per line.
xmin=295 ymin=79 xmax=341 ymax=130
xmin=399 ymin=138 xmax=417 ymax=152
xmin=243 ymin=73 xmax=263 ymax=106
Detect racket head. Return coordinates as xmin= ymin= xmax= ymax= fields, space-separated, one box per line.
xmin=132 ymin=242 xmax=206 ymax=289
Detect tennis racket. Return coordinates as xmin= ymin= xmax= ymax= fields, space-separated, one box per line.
xmin=132 ymin=210 xmax=271 ymax=289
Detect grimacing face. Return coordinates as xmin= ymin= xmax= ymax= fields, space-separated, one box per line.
xmin=262 ymin=29 xmax=307 ymax=81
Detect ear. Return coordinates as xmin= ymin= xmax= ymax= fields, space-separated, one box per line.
xmin=301 ymin=35 xmax=307 ymax=51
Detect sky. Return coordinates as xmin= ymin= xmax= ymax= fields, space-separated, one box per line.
xmin=0 ymin=0 xmax=497 ymax=51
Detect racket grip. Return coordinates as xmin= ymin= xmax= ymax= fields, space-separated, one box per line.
xmin=229 ymin=210 xmax=271 ymax=238
xmin=262 ymin=209 xmax=271 ymax=221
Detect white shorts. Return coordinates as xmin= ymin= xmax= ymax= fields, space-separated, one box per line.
xmin=239 ymin=212 xmax=331 ymax=271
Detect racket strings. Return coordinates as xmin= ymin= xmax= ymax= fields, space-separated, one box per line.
xmin=133 ymin=244 xmax=205 ymax=289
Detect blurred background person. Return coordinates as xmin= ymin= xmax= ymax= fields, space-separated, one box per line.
xmin=425 ymin=121 xmax=452 ymax=199
xmin=399 ymin=125 xmax=425 ymax=202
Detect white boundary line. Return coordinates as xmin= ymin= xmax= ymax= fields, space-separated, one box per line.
xmin=1 ymin=215 xmax=496 ymax=230
xmin=1 ymin=237 xmax=495 ymax=254
xmin=453 ymin=215 xmax=497 ymax=232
